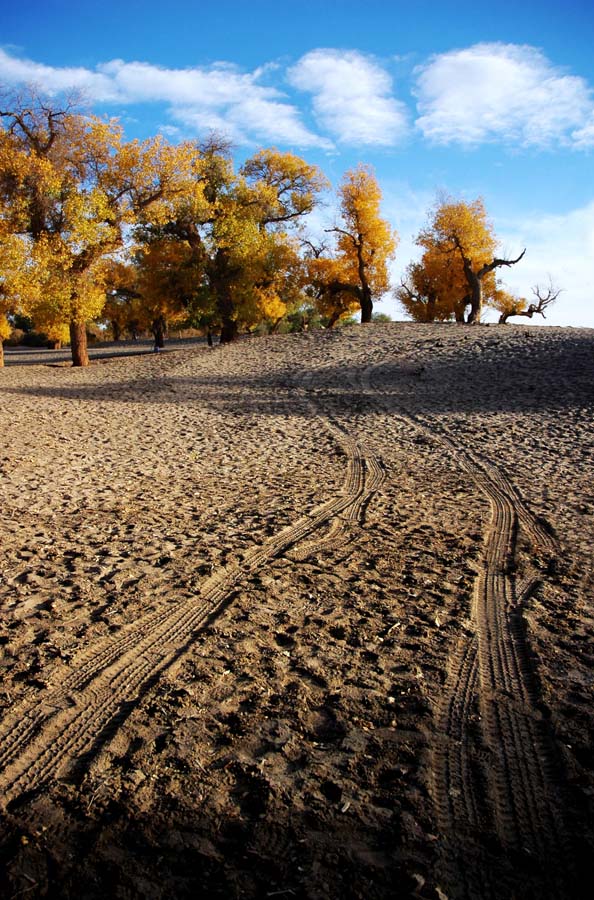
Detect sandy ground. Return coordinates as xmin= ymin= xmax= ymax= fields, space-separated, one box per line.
xmin=0 ymin=323 xmax=593 ymax=899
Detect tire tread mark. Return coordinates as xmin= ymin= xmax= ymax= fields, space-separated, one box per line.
xmin=362 ymin=364 xmax=571 ymax=899
xmin=0 ymin=372 xmax=385 ymax=803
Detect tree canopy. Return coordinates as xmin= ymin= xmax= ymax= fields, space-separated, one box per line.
xmin=0 ymin=90 xmax=562 ymax=365
xmin=402 ymin=197 xmax=526 ymax=324
xmin=0 ymin=92 xmax=201 ymax=363
xmin=309 ymin=166 xmax=398 ymax=325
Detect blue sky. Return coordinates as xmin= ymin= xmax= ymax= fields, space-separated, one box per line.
xmin=2 ymin=0 xmax=593 ymax=325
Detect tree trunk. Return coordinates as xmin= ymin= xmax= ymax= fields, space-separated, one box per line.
xmin=214 ymin=276 xmax=237 ymax=344
xmin=360 ymin=291 xmax=373 ymax=323
xmin=356 ymin=242 xmax=373 ymax=323
xmin=220 ymin=317 xmax=238 ymax=344
xmin=111 ymin=320 xmax=121 ymax=341
xmin=69 ymin=320 xmax=89 ymax=367
xmin=461 ymin=248 xmax=526 ymax=324
xmin=209 ymin=250 xmax=239 ymax=345
xmin=456 ymin=248 xmax=484 ymax=323
xmin=0 ymin=338 xmax=4 ymax=368
xmin=454 ymin=295 xmax=468 ymax=323
xmin=465 ymin=268 xmax=483 ymax=324
xmin=152 ymin=316 xmax=166 ymax=349
xmin=499 ymin=305 xmax=540 ymax=325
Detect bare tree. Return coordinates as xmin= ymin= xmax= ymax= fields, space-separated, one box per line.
xmin=498 ymin=278 xmax=562 ymax=324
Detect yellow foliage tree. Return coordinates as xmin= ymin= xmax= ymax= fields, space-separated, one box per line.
xmin=240 ymin=149 xmax=328 ymax=227
xmin=106 ymin=237 xmax=196 ymax=347
xmin=396 ymin=254 xmax=469 ymax=323
xmin=99 ymin=259 xmax=140 ymax=340
xmin=0 ymin=223 xmax=28 ymax=364
xmin=305 ymin=252 xmax=360 ymax=327
xmin=311 ymin=165 xmax=397 ymax=324
xmin=163 ymin=141 xmax=327 ymax=342
xmin=416 ymin=197 xmax=525 ymax=324
xmin=234 ymin=232 xmax=306 ymax=333
xmin=0 ymin=92 xmax=200 ymax=365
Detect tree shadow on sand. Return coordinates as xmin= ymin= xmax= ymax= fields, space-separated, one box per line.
xmin=3 ymin=328 xmax=593 ymax=416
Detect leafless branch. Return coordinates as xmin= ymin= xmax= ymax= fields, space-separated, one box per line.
xmin=301 ymin=238 xmax=327 ymax=258
xmin=325 ymin=226 xmax=360 ymax=248
xmin=478 ymin=248 xmax=526 ymax=278
xmin=530 ymin=278 xmax=562 ymax=317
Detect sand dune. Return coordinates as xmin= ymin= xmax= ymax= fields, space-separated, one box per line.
xmin=1 ymin=323 xmax=593 ymax=899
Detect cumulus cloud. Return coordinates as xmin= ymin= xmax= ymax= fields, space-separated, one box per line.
xmin=573 ymin=119 xmax=594 ymax=149
xmin=0 ymin=48 xmax=329 ymax=149
xmin=414 ymin=43 xmax=594 ymax=149
xmin=288 ymin=49 xmax=409 ymax=145
xmin=0 ymin=48 xmax=121 ymax=101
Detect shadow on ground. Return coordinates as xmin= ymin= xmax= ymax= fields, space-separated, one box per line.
xmin=3 ymin=328 xmax=593 ymax=416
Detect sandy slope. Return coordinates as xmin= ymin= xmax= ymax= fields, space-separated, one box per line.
xmin=0 ymin=323 xmax=592 ymax=899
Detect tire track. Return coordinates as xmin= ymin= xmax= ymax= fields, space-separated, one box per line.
xmin=0 ymin=379 xmax=384 ymax=805
xmin=288 ymin=422 xmax=385 ymax=561
xmin=286 ymin=369 xmax=385 ymax=561
xmin=361 ymin=364 xmax=571 ymax=898
xmin=432 ymin=638 xmax=493 ymax=899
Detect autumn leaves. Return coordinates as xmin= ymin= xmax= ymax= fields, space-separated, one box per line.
xmin=1 ymin=92 xmax=542 ymax=368
xmin=0 ymin=95 xmax=400 ymax=365
xmin=397 ymin=198 xmax=530 ymax=325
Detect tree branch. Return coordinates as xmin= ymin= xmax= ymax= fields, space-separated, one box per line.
xmin=325 ymin=226 xmax=360 ymax=248
xmin=478 ymin=248 xmax=526 ymax=278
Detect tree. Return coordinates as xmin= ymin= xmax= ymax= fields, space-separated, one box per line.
xmin=305 ymin=248 xmax=361 ymax=328
xmin=396 ymin=255 xmax=468 ymax=323
xmin=416 ymin=197 xmax=525 ymax=324
xmin=0 ymin=90 xmax=199 ymax=365
xmin=102 ymin=290 xmax=137 ymax=341
xmin=240 ymin=148 xmax=327 ymax=227
xmin=100 ymin=258 xmax=145 ymax=340
xmin=315 ymin=165 xmax=397 ymax=323
xmin=494 ymin=279 xmax=561 ymax=324
xmin=133 ymin=235 xmax=198 ymax=346
xmin=164 ymin=141 xmax=327 ymax=343
xmin=0 ymin=222 xmax=27 ymax=366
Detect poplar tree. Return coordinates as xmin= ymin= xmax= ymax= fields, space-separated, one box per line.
xmin=0 ymin=91 xmax=199 ymax=365
xmin=310 ymin=165 xmax=398 ymax=324
xmin=415 ymin=197 xmax=525 ymax=324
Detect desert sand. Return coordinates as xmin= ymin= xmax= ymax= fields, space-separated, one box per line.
xmin=0 ymin=323 xmax=593 ymax=899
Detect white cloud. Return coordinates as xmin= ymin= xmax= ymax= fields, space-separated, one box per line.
xmin=288 ymin=49 xmax=409 ymax=146
xmin=573 ymin=118 xmax=594 ymax=149
xmin=0 ymin=48 xmax=121 ymax=101
xmin=415 ymin=43 xmax=594 ymax=149
xmin=0 ymin=48 xmax=328 ymax=149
